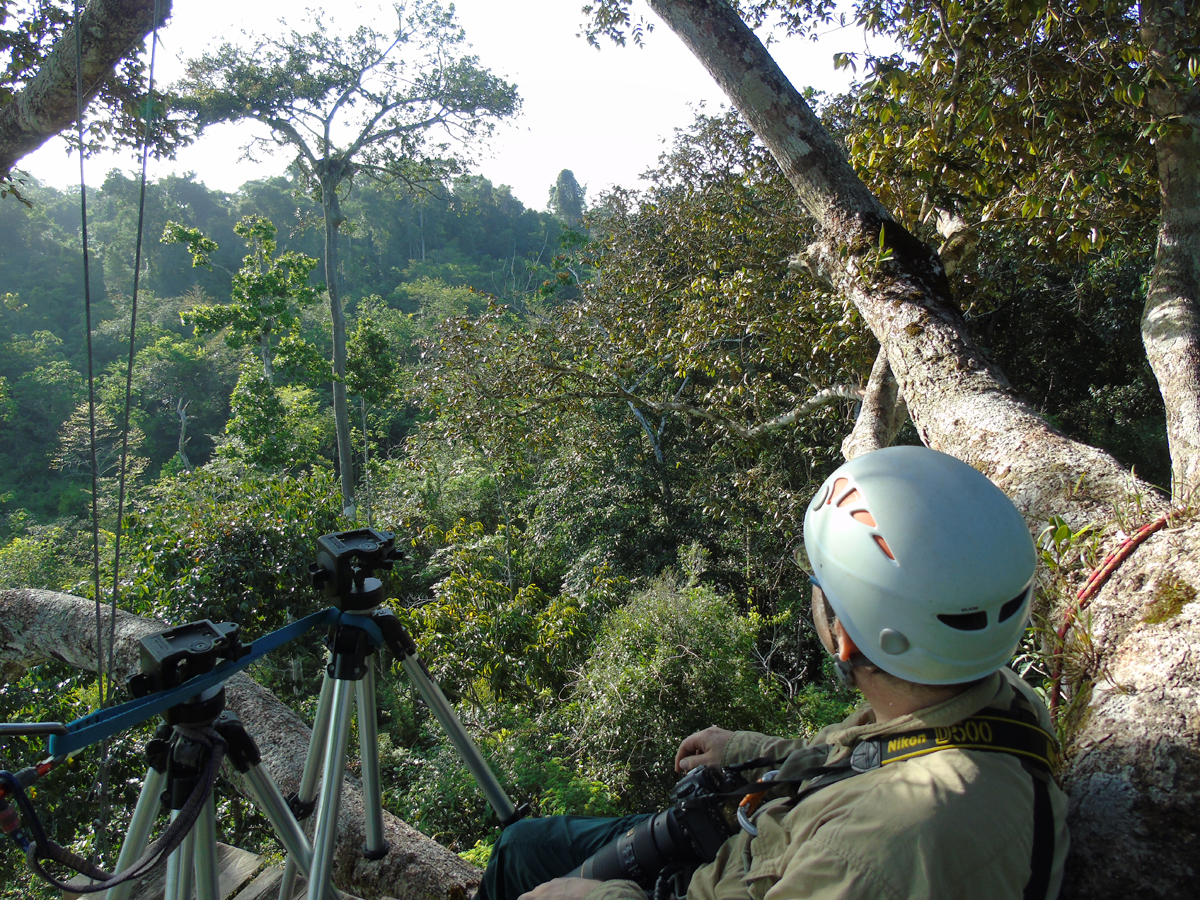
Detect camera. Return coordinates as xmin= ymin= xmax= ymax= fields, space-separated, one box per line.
xmin=570 ymin=765 xmax=746 ymax=889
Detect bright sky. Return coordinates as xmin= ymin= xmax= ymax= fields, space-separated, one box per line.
xmin=21 ymin=1 xmax=886 ymax=211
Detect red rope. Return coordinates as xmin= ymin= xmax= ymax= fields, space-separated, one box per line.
xmin=1048 ymin=513 xmax=1170 ymax=719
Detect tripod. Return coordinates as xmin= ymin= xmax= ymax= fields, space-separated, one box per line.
xmin=278 ymin=529 xmax=526 ymax=900
xmin=105 ymin=623 xmax=320 ymax=900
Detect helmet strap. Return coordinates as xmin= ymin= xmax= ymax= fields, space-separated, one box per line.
xmin=832 ymin=657 xmax=855 ymax=688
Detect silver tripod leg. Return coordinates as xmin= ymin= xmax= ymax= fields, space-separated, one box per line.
xmin=244 ymin=762 xmax=313 ymax=873
xmin=280 ymin=672 xmax=336 ymax=900
xmin=307 ymin=677 xmax=356 ymax=900
xmin=102 ymin=765 xmax=168 ymax=900
xmin=356 ymin=658 xmax=386 ymax=857
xmin=400 ymin=655 xmax=517 ymax=821
xmin=193 ymin=791 xmax=221 ymax=900
xmin=163 ymin=810 xmax=195 ymax=900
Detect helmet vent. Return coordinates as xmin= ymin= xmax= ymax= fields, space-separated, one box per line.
xmin=937 ymin=611 xmax=988 ymax=631
xmin=873 ymin=535 xmax=896 ymax=560
xmin=836 ymin=488 xmax=862 ymax=507
xmin=998 ymin=590 xmax=1029 ymax=622
xmin=852 ymin=510 xmax=877 ymax=527
xmin=828 ymin=477 xmax=850 ymax=504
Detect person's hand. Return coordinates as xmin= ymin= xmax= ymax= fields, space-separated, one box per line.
xmin=674 ymin=725 xmax=734 ymax=773
xmin=518 ymin=878 xmax=603 ymax=900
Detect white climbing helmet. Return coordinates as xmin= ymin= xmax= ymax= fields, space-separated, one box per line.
xmin=802 ymin=446 xmax=1036 ymax=685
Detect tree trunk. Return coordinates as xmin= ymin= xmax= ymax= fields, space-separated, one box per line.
xmin=840 ymin=347 xmax=907 ymax=460
xmin=321 ymin=167 xmax=356 ymax=517
xmin=176 ymin=397 xmax=193 ymax=471
xmin=0 ymin=0 xmax=170 ymax=179
xmin=0 ymin=589 xmax=481 ymax=900
xmin=1140 ymin=0 xmax=1200 ymax=499
xmin=646 ymin=1 xmax=1200 ymax=895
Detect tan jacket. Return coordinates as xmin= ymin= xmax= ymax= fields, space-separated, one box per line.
xmin=587 ymin=668 xmax=1068 ymax=900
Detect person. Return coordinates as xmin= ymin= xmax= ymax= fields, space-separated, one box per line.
xmin=478 ymin=446 xmax=1069 ymax=900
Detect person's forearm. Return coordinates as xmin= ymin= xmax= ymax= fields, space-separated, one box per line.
xmin=723 ymin=731 xmax=809 ymax=768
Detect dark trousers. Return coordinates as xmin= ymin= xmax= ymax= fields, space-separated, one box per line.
xmin=478 ymin=814 xmax=652 ymax=900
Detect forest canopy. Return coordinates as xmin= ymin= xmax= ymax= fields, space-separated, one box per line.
xmin=0 ymin=2 xmax=1197 ymax=900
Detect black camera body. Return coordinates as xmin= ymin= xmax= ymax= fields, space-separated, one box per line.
xmin=573 ymin=765 xmax=746 ymax=889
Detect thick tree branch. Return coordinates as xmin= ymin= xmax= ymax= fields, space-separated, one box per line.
xmin=647 ymin=0 xmax=1164 ymax=527
xmin=0 ymin=590 xmax=480 ymax=900
xmin=841 ymin=346 xmax=909 ymax=460
xmin=1140 ymin=0 xmax=1200 ymax=498
xmin=0 ymin=0 xmax=170 ymax=180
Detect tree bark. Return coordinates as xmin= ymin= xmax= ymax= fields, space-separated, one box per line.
xmin=0 ymin=589 xmax=481 ymax=900
xmin=1056 ymin=517 xmax=1200 ymax=899
xmin=176 ymin=397 xmax=193 ymax=471
xmin=0 ymin=0 xmax=170 ymax=180
xmin=1140 ymin=0 xmax=1200 ymax=499
xmin=321 ymin=165 xmax=357 ymax=517
xmin=644 ymin=1 xmax=1199 ymax=895
xmin=840 ymin=347 xmax=907 ymax=460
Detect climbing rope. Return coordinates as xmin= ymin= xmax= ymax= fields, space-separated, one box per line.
xmin=1048 ymin=512 xmax=1172 ymax=719
xmin=71 ymin=0 xmax=164 ymax=862
xmin=107 ymin=0 xmax=163 ymax=706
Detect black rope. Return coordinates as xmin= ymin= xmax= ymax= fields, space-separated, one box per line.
xmin=72 ymin=0 xmax=108 ymax=864
xmin=107 ymin=0 xmax=163 ymax=707
xmin=71 ymin=0 xmax=103 ymax=725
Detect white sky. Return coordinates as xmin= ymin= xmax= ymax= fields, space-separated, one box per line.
xmin=20 ymin=1 xmax=885 ymax=211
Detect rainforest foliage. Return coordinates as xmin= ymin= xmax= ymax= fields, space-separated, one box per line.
xmin=0 ymin=92 xmax=1170 ymax=900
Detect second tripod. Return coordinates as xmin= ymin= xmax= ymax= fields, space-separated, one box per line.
xmin=279 ymin=529 xmax=527 ymax=900
xmin=106 ymin=620 xmax=320 ymax=900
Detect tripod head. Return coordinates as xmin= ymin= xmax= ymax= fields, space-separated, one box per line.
xmin=127 ymin=620 xmax=247 ymax=725
xmin=128 ymin=620 xmax=245 ymax=697
xmin=309 ymin=528 xmax=404 ymax=612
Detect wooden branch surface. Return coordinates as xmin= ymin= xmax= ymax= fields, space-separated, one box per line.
xmin=841 ymin=347 xmax=907 ymax=460
xmin=0 ymin=0 xmax=171 ymax=179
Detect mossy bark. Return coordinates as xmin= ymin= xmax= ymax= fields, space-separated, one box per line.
xmin=0 ymin=0 xmax=170 ymax=179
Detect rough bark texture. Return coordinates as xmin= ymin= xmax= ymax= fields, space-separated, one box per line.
xmin=649 ymin=0 xmax=1156 ymax=530
xmin=840 ymin=347 xmax=907 ymax=460
xmin=0 ymin=590 xmax=480 ymax=900
xmin=0 ymin=0 xmax=168 ymax=179
xmin=1058 ymin=518 xmax=1200 ymax=898
xmin=647 ymin=1 xmax=1200 ymax=896
xmin=1140 ymin=0 xmax=1200 ymax=499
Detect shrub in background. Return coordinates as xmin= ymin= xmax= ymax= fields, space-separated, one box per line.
xmin=567 ymin=573 xmax=787 ymax=804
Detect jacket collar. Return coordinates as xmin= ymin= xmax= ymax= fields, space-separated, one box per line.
xmin=823 ymin=671 xmax=1007 ymax=751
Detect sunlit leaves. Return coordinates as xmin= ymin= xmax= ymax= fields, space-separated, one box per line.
xmin=833 ymin=0 xmax=1165 ymax=259
xmin=167 ymin=215 xmax=322 ymax=382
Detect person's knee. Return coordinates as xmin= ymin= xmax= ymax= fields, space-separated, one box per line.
xmin=495 ymin=816 xmax=545 ymax=851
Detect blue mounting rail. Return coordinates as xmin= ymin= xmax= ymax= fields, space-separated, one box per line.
xmin=47 ymin=607 xmax=385 ymax=758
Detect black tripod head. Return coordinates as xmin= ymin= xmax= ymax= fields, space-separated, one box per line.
xmin=309 ymin=528 xmax=404 ymax=612
xmin=127 ymin=619 xmax=247 ymax=725
xmin=127 ymin=620 xmax=245 ymax=697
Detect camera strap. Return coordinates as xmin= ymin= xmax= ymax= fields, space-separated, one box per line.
xmin=730 ymin=704 xmax=1056 ymax=797
xmin=733 ymin=705 xmax=1059 ymax=900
